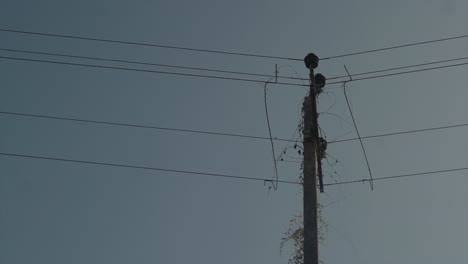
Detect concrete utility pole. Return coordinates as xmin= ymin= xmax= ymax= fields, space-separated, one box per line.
xmin=303 ymin=53 xmax=325 ymax=264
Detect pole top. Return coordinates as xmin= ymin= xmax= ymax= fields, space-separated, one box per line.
xmin=304 ymin=53 xmax=319 ymax=70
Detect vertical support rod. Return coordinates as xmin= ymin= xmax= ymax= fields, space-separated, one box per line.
xmin=313 ymin=79 xmax=324 ymax=193
xmin=303 ymin=67 xmax=319 ymax=264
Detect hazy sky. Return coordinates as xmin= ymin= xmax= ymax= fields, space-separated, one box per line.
xmin=1 ymin=1 xmax=467 ymax=264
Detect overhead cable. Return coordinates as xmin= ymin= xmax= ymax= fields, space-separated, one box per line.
xmin=324 ymin=168 xmax=468 ymax=186
xmin=327 ymin=61 xmax=468 ymax=86
xmin=2 ymin=28 xmax=468 ymax=61
xmin=0 ymin=151 xmax=301 ymax=185
xmin=1 ymin=151 xmax=465 ymax=188
xmin=1 ymin=111 xmax=466 ymax=145
xmin=327 ymin=55 xmax=468 ymax=81
xmin=0 ymin=47 xmax=303 ymax=81
xmin=321 ymin=34 xmax=468 ymax=60
xmin=0 ymin=55 xmax=304 ymax=87
xmin=0 ymin=28 xmax=301 ymax=61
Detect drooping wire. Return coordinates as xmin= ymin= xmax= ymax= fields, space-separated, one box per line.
xmin=2 ymin=28 xmax=468 ymax=62
xmin=312 ymin=55 xmax=468 ymax=83
xmin=342 ymin=66 xmax=374 ymax=190
xmin=276 ymin=67 xmax=308 ymax=165
xmin=324 ymin=167 xmax=468 ymax=187
xmin=329 ymin=123 xmax=468 ymax=144
xmin=327 ymin=61 xmax=468 ymax=86
xmin=0 ymin=56 xmax=305 ymax=87
xmin=327 ymin=55 xmax=468 ymax=81
xmin=0 ymin=28 xmax=302 ymax=61
xmin=0 ymin=151 xmax=301 ymax=185
xmin=263 ymin=64 xmax=309 ymax=190
xmin=285 ymin=123 xmax=304 ymax=156
xmin=0 ymin=110 xmax=296 ymax=142
xmin=7 ymin=47 xmax=466 ymax=84
xmin=277 ymin=124 xmax=302 ymax=162
xmin=3 ymin=55 xmax=468 ymax=88
xmin=2 ymin=110 xmax=466 ymax=146
xmin=3 ymin=151 xmax=465 ymax=188
xmin=263 ymin=66 xmax=280 ymax=190
xmin=320 ymin=33 xmax=468 ymax=60
xmin=0 ymin=47 xmax=305 ymax=81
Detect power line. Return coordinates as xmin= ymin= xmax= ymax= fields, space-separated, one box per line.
xmin=3 ymin=43 xmax=468 ymax=85
xmin=0 ymin=110 xmax=295 ymax=142
xmin=324 ymin=167 xmax=468 ymax=186
xmin=327 ymin=55 xmax=468 ymax=81
xmin=1 ymin=151 xmax=466 ymax=188
xmin=0 ymin=151 xmax=301 ymax=185
xmin=3 ymin=55 xmax=468 ymax=88
xmin=327 ymin=61 xmax=468 ymax=86
xmin=0 ymin=55 xmax=305 ymax=87
xmin=280 ymin=54 xmax=468 ymax=82
xmin=2 ymin=111 xmax=467 ymax=145
xmin=0 ymin=28 xmax=302 ymax=61
xmin=321 ymin=33 xmax=468 ymax=60
xmin=2 ymin=28 xmax=468 ymax=62
xmin=329 ymin=123 xmax=468 ymax=144
xmin=0 ymin=47 xmax=304 ymax=81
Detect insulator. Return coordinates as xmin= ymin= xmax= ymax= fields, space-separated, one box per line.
xmin=315 ymin=73 xmax=326 ymax=90
xmin=304 ymin=53 xmax=319 ymax=70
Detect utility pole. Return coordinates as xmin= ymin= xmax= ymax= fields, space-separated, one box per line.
xmin=303 ymin=53 xmax=326 ymax=264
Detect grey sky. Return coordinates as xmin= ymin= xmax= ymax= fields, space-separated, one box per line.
xmin=1 ymin=1 xmax=467 ymax=264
